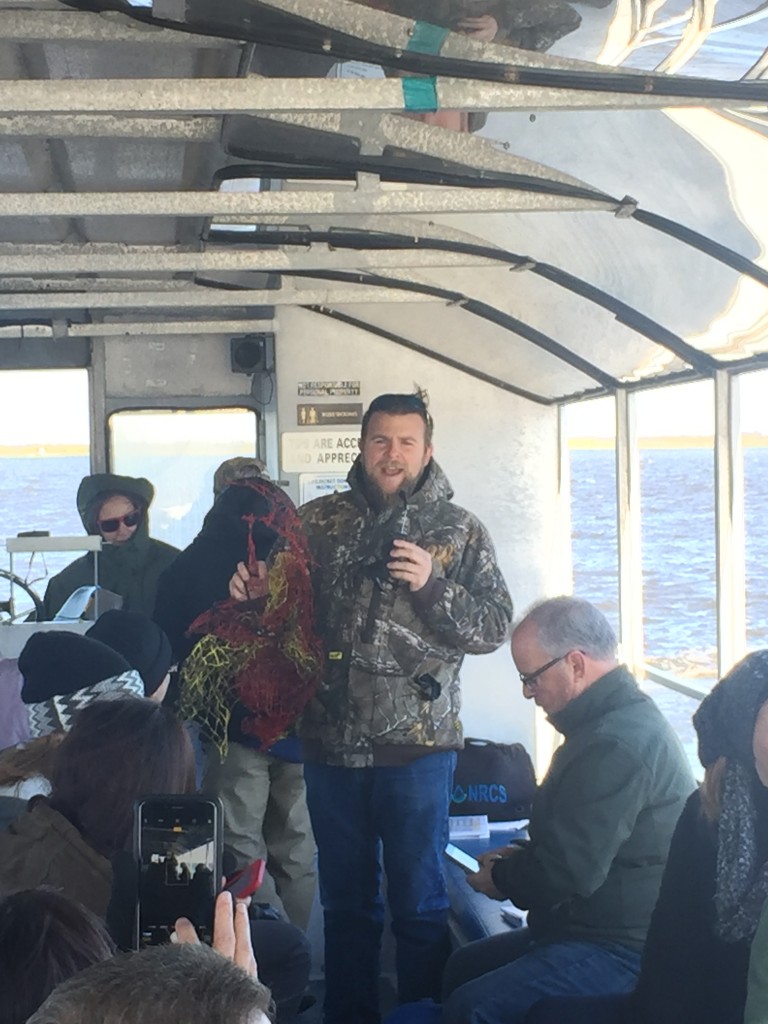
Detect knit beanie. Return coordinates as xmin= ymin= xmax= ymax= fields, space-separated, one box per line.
xmin=693 ymin=649 xmax=768 ymax=769
xmin=86 ymin=610 xmax=173 ymax=697
xmin=19 ymin=631 xmax=131 ymax=704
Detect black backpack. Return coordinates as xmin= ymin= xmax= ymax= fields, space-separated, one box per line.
xmin=450 ymin=737 xmax=536 ymax=821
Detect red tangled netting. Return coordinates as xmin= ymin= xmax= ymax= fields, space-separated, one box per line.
xmin=178 ymin=480 xmax=322 ymax=757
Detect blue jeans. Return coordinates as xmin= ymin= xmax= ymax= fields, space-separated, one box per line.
xmin=304 ymin=751 xmax=457 ymax=1024
xmin=442 ymin=927 xmax=641 ymax=1024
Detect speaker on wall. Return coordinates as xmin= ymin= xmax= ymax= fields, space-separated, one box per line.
xmin=230 ymin=333 xmax=273 ymax=374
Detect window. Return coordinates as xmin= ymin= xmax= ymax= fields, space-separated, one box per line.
xmin=564 ymin=396 xmax=619 ymax=637
xmin=742 ymin=369 xmax=768 ymax=653
xmin=0 ymin=369 xmax=90 ymax=616
xmin=109 ymin=407 xmax=259 ymax=551
xmin=636 ymin=380 xmax=716 ymax=682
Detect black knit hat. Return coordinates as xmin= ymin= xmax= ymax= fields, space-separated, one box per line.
xmin=19 ymin=630 xmax=131 ymax=704
xmin=86 ymin=610 xmax=173 ymax=697
xmin=693 ymin=649 xmax=768 ymax=768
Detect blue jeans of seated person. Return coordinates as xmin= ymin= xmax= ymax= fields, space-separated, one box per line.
xmin=442 ymin=927 xmax=641 ymax=1024
xmin=304 ymin=751 xmax=456 ymax=1024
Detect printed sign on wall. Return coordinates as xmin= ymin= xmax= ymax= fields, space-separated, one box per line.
xmin=297 ymin=404 xmax=362 ymax=427
xmin=299 ymin=474 xmax=350 ymax=505
xmin=298 ymin=380 xmax=361 ymax=397
xmin=281 ymin=430 xmax=360 ymax=472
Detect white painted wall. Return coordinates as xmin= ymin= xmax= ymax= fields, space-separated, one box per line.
xmin=274 ymin=306 xmax=565 ymax=755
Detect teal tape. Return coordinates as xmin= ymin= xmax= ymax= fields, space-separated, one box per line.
xmin=402 ymin=76 xmax=439 ymax=112
xmin=406 ymin=21 xmax=450 ymax=55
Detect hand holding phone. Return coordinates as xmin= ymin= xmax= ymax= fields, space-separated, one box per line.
xmin=174 ymin=891 xmax=258 ymax=978
xmin=445 ymin=842 xmax=480 ymax=874
xmin=134 ymin=795 xmax=223 ymax=949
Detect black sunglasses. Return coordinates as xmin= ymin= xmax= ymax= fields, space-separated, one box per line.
xmin=98 ymin=509 xmax=141 ymax=533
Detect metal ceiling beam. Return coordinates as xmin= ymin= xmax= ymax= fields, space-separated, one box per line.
xmin=0 ymin=244 xmax=502 ymax=274
xmin=252 ymin=111 xmax=607 ymax=196
xmin=0 ymin=189 xmax=614 ymax=219
xmin=0 ymin=320 xmax=275 ymax=338
xmin=0 ymin=78 xmax=749 ymax=117
xmin=0 ymin=277 xmax=197 ymax=293
xmin=0 ymin=115 xmax=221 ymax=140
xmin=0 ymin=10 xmax=238 ymax=46
xmin=0 ymin=287 xmax=444 ymax=311
xmin=307 ymin=305 xmax=553 ymax=406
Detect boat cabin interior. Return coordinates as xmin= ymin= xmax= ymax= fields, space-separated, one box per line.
xmin=0 ymin=0 xmax=767 ymax=778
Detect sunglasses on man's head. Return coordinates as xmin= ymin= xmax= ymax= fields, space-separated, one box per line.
xmin=98 ymin=510 xmax=141 ymax=533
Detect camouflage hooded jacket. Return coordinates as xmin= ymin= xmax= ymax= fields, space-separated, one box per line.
xmin=299 ymin=458 xmax=513 ymax=767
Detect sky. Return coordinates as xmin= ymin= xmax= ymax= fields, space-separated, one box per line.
xmin=0 ymin=367 xmax=767 ymax=446
xmin=565 ymin=372 xmax=768 ymax=439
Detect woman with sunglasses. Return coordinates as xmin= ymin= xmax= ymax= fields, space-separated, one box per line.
xmin=41 ymin=473 xmax=179 ymax=620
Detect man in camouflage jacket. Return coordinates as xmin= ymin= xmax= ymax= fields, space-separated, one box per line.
xmin=299 ymin=433 xmax=513 ymax=770
xmin=298 ymin=393 xmax=512 ymax=1023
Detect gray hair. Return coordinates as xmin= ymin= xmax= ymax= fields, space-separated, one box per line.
xmin=515 ymin=597 xmax=617 ymax=661
xmin=28 ymin=943 xmax=274 ymax=1024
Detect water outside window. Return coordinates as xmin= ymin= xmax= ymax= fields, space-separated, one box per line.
xmin=566 ymin=385 xmax=719 ymax=776
xmin=742 ymin=369 xmax=768 ymax=655
xmin=564 ymin=397 xmax=619 ymax=639
xmin=635 ymin=380 xmax=717 ymax=682
xmin=109 ymin=408 xmax=259 ymax=552
xmin=0 ymin=369 xmax=90 ymax=618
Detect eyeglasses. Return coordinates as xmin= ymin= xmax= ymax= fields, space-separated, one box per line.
xmin=519 ymin=654 xmax=567 ymax=688
xmin=98 ymin=510 xmax=141 ymax=534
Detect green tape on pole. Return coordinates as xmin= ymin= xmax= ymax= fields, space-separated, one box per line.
xmin=406 ymin=21 xmax=450 ymax=54
xmin=402 ymin=77 xmax=439 ymax=112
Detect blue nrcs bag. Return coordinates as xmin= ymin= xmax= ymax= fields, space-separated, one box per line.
xmin=449 ymin=737 xmax=536 ymax=821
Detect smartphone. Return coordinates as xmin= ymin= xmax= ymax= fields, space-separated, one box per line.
xmin=224 ymin=859 xmax=266 ymax=901
xmin=445 ymin=842 xmax=480 ymax=874
xmin=134 ymin=794 xmax=223 ymax=949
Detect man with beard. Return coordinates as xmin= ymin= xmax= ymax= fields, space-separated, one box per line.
xmin=231 ymin=392 xmax=513 ymax=1024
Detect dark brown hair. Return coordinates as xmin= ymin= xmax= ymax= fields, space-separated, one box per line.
xmin=0 ymin=888 xmax=115 ymax=1024
xmin=49 ymin=698 xmax=195 ymax=858
xmin=28 ymin=943 xmax=273 ymax=1024
xmin=0 ymin=734 xmax=64 ymax=789
xmin=361 ymin=391 xmax=434 ymax=445
xmin=700 ymin=755 xmax=727 ymax=823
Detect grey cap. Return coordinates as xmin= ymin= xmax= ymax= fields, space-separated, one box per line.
xmin=212 ymin=457 xmax=269 ymax=497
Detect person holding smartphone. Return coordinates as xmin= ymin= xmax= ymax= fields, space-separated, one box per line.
xmin=0 ymin=699 xmax=195 ymax=917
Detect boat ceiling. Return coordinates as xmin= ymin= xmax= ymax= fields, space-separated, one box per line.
xmin=0 ymin=0 xmax=766 ymax=404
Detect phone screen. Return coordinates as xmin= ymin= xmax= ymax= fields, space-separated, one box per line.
xmin=136 ymin=797 xmax=220 ymax=948
xmin=445 ymin=842 xmax=480 ymax=874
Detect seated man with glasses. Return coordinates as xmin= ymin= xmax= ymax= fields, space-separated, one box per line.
xmin=442 ymin=596 xmax=694 ymax=1024
xmin=42 ymin=473 xmax=179 ymax=619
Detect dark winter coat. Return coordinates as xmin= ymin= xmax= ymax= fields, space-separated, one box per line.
xmin=491 ymin=666 xmax=694 ymax=952
xmin=629 ymin=789 xmax=755 ymax=1024
xmin=41 ymin=473 xmax=178 ymax=619
xmin=153 ymin=481 xmax=314 ymax=759
xmin=0 ymin=797 xmax=112 ymax=916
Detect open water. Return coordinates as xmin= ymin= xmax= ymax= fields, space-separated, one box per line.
xmin=571 ymin=446 xmax=768 ymax=678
